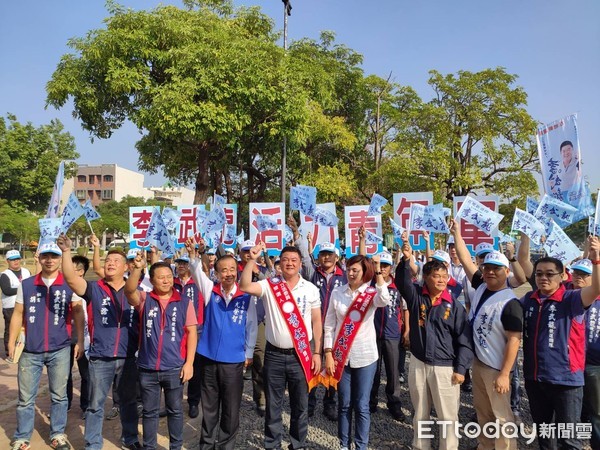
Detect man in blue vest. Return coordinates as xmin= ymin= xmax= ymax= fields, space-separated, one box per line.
xmin=57 ymin=234 xmax=142 ymax=450
xmin=125 ymin=255 xmax=198 ymax=450
xmin=8 ymin=241 xmax=85 ymax=450
xmin=186 ymin=237 xmax=257 ymax=449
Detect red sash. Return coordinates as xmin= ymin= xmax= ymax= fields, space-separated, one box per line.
xmin=267 ymin=277 xmax=319 ymax=390
xmin=320 ymin=286 xmax=377 ymax=390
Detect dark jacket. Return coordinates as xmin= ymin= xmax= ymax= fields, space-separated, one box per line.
xmin=395 ymin=258 xmax=473 ymax=375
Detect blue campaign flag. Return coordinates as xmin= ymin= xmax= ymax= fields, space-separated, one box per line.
xmin=511 ymin=208 xmax=546 ymax=245
xmin=83 ymin=199 xmax=101 ymax=222
xmin=236 ymin=230 xmax=245 ymax=245
xmin=213 ymin=193 xmax=226 ymax=208
xmin=592 ymin=190 xmax=600 ymax=236
xmin=39 ymin=218 xmax=62 ymax=242
xmin=203 ymin=206 xmax=227 ymax=239
xmin=283 ymin=224 xmax=294 ymax=244
xmin=196 ymin=208 xmax=210 ymax=233
xmin=408 ymin=203 xmax=426 ymax=232
xmin=60 ymin=193 xmax=86 ymax=233
xmin=526 ymin=196 xmax=539 ymax=216
xmin=313 ymin=207 xmax=339 ymax=227
xmin=290 ymin=185 xmax=317 ymax=217
xmin=146 ymin=209 xmax=176 ymax=255
xmin=535 ymin=194 xmax=578 ymax=229
xmin=256 ymin=214 xmax=279 ymax=232
xmin=456 ymin=196 xmax=503 ymax=235
xmin=543 ymin=220 xmax=581 ymax=263
xmin=365 ymin=229 xmax=383 ymax=245
xmin=423 ymin=203 xmax=449 ymax=234
xmin=389 ymin=218 xmax=406 ymax=243
xmin=224 ymin=224 xmax=236 ymax=243
xmin=46 ymin=161 xmax=65 ymax=219
xmin=497 ymin=230 xmax=515 ymax=244
xmin=161 ymin=207 xmax=182 ymax=231
xmin=367 ymin=193 xmax=388 ymax=217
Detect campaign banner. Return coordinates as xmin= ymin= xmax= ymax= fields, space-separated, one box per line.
xmin=46 ymin=161 xmax=65 ymax=219
xmin=290 ymin=184 xmax=317 ymax=217
xmin=161 ymin=207 xmax=181 ymax=231
xmin=534 ymin=194 xmax=578 ymax=229
xmin=455 ymin=195 xmax=503 ymax=235
xmin=60 ymin=193 xmax=86 ymax=233
xmin=511 ymin=208 xmax=546 ymax=246
xmin=344 ymin=205 xmax=383 ymax=258
xmin=453 ymin=195 xmax=500 ymax=255
xmin=367 ymin=193 xmax=388 ymax=217
xmin=526 ymin=196 xmax=539 ymax=216
xmin=129 ymin=206 xmax=156 ymax=249
xmin=146 ymin=209 xmax=176 ymax=255
xmin=39 ymin=218 xmax=62 ymax=243
xmin=393 ymin=192 xmax=434 ymax=251
xmin=173 ymin=205 xmax=206 ymax=248
xmin=536 ymin=114 xmax=593 ymax=219
xmin=543 ymin=220 xmax=581 ymax=263
xmin=300 ymin=203 xmax=340 ymax=258
xmin=249 ymin=203 xmax=285 ymax=256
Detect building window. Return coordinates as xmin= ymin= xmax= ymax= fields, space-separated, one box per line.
xmin=103 ymin=175 xmax=113 ymax=182
xmin=77 ymin=175 xmax=87 ymax=183
xmin=75 ymin=190 xmax=86 ymax=200
xmin=102 ymin=190 xmax=113 ymax=200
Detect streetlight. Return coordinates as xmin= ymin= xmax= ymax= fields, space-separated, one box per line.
xmin=281 ymin=0 xmax=292 ymax=203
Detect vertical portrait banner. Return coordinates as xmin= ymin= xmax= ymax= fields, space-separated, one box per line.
xmin=344 ymin=205 xmax=383 ymax=258
xmin=300 ymin=202 xmax=340 ymax=258
xmin=393 ymin=192 xmax=434 ymax=251
xmin=249 ymin=202 xmax=285 ymax=256
xmin=453 ymin=196 xmax=499 ymax=256
xmin=536 ymin=114 xmax=593 ymax=219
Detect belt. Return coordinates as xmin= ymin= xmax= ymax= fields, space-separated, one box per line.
xmin=266 ymin=342 xmax=296 ymax=355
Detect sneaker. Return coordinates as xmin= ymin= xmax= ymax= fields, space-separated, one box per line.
xmin=398 ymin=374 xmax=405 ymax=383
xmin=122 ymin=443 xmax=143 ymax=449
xmin=50 ymin=434 xmax=71 ymax=450
xmin=10 ymin=440 xmax=31 ymax=450
xmin=105 ymin=406 xmax=119 ymax=420
xmin=137 ymin=404 xmax=143 ymax=418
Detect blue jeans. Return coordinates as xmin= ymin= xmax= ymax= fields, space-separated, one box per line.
xmin=264 ymin=345 xmax=309 ymax=449
xmin=14 ymin=346 xmax=71 ymax=441
xmin=338 ymin=361 xmax=377 ymax=450
xmin=84 ymin=357 xmax=139 ymax=449
xmin=139 ymin=367 xmax=184 ymax=450
xmin=525 ymin=380 xmax=583 ymax=450
xmin=584 ymin=365 xmax=600 ymax=450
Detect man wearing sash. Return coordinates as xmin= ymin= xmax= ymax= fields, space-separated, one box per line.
xmin=240 ymin=244 xmax=322 ymax=450
xmin=322 ymin=254 xmax=390 ymax=450
xmin=395 ymin=232 xmax=473 ymax=450
xmin=57 ymin=235 xmax=142 ymax=450
xmin=450 ymin=222 xmax=522 ymax=450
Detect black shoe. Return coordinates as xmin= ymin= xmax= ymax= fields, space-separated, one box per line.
xmin=369 ymin=404 xmax=377 ymax=414
xmin=159 ymin=409 xmax=167 ymax=417
xmin=461 ymin=382 xmax=472 ymax=393
xmin=189 ymin=404 xmax=199 ymax=419
xmin=121 ymin=443 xmax=143 ymax=450
xmin=391 ymin=409 xmax=406 ymax=422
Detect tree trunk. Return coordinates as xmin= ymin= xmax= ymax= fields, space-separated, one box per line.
xmin=193 ymin=142 xmax=211 ymax=204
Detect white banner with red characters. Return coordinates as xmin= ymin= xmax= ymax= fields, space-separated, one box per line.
xmin=129 ymin=206 xmax=155 ymax=249
xmin=393 ymin=192 xmax=434 ymax=252
xmin=453 ymin=195 xmax=500 ymax=256
xmin=174 ymin=205 xmax=206 ymax=248
xmin=344 ymin=205 xmax=383 ymax=258
xmin=249 ymin=202 xmax=285 ymax=256
xmin=300 ymin=202 xmax=340 ymax=258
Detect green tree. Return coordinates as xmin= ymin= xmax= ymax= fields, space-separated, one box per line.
xmin=380 ymin=68 xmax=539 ymax=204
xmin=0 ymin=200 xmax=39 ymax=247
xmin=95 ymin=195 xmax=167 ymax=239
xmin=0 ymin=114 xmax=78 ymax=212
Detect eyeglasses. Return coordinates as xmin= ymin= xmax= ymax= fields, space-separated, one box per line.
xmin=534 ymin=272 xmax=562 ymax=279
xmin=571 ymin=270 xmax=591 ymax=278
xmin=482 ymin=265 xmax=504 ymax=272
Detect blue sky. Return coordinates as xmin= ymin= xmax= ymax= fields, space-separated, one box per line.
xmin=1 ymin=0 xmax=598 ymax=192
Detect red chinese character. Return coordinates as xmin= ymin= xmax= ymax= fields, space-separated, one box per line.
xmin=132 ymin=209 xmax=152 ymax=246
xmin=252 ymin=206 xmax=283 ymax=252
xmin=177 ymin=207 xmax=198 ymax=245
xmin=347 ymin=210 xmax=378 ymax=254
xmin=456 ymin=200 xmax=496 ymax=253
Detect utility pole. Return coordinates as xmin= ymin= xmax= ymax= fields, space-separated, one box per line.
xmin=281 ymin=0 xmax=292 ymax=203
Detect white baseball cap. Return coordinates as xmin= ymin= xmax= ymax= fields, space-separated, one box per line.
xmin=483 ymin=251 xmax=509 ymax=268
xmin=378 ymin=251 xmax=393 ymax=266
xmin=571 ymin=259 xmax=592 ymax=274
xmin=126 ymin=249 xmax=139 ymax=260
xmin=240 ymin=240 xmax=255 ymax=251
xmin=6 ymin=250 xmax=22 ymax=260
xmin=475 ymin=243 xmax=494 ymax=257
xmin=38 ymin=242 xmax=62 ymax=256
xmin=432 ymin=250 xmax=450 ymax=265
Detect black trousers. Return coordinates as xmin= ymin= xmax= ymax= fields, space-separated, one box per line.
xmin=370 ymin=338 xmax=402 ymax=412
xmin=199 ymin=355 xmax=244 ymax=450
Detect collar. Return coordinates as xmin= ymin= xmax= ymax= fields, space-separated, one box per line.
xmin=97 ymin=278 xmax=125 ymax=296
xmin=447 ymin=276 xmax=457 ymax=287
xmin=317 ymin=265 xmax=344 ymax=278
xmin=34 ymin=271 xmax=64 ymax=287
xmin=149 ymin=288 xmax=182 ymax=303
xmin=174 ymin=276 xmax=194 ymax=287
xmin=213 ymin=282 xmax=244 ymax=300
xmin=422 ymin=284 xmax=453 ymax=306
xmin=385 ymin=277 xmax=397 ymax=290
xmin=531 ymin=284 xmax=566 ymax=302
